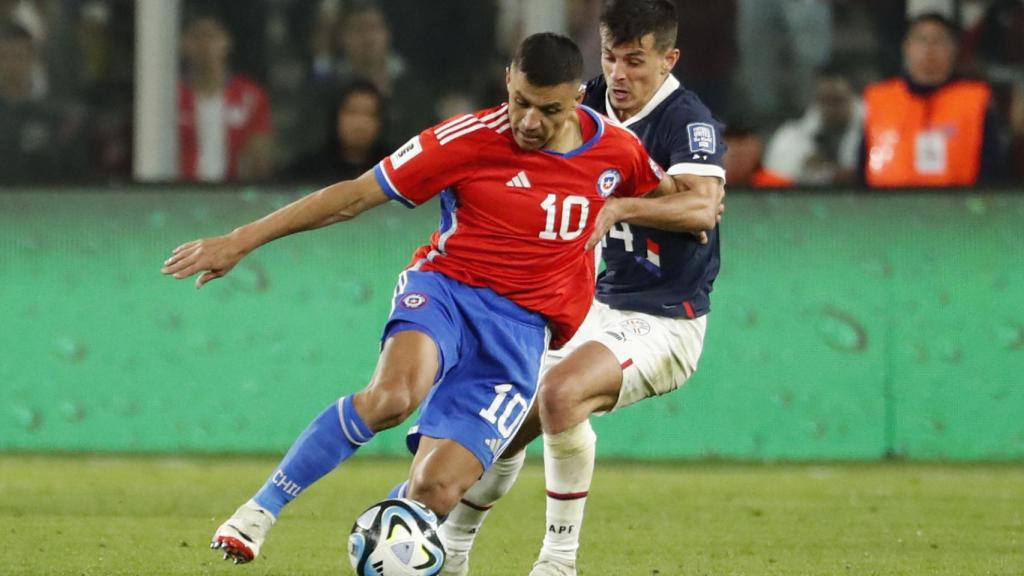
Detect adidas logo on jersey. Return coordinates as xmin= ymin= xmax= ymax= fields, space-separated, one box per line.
xmin=505 ymin=170 xmax=532 ymax=188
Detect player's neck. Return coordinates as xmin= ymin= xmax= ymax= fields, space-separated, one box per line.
xmin=545 ymin=109 xmax=584 ymax=154
xmin=613 ymin=105 xmax=640 ymax=123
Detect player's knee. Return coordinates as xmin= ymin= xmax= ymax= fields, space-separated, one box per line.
xmin=407 ymin=471 xmax=465 ymax=516
xmin=538 ymin=374 xmax=580 ymax=424
xmin=544 ymin=419 xmax=597 ymax=458
xmin=355 ymin=386 xmax=417 ymax=430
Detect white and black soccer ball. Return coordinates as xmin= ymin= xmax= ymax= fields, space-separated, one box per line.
xmin=348 ymin=498 xmax=446 ymax=576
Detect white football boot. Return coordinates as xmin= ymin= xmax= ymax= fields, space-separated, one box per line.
xmin=528 ymin=558 xmax=577 ymax=576
xmin=210 ymin=499 xmax=276 ymax=564
xmin=439 ymin=551 xmax=470 ymax=575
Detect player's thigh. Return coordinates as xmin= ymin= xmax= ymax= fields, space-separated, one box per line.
xmin=358 ymin=330 xmax=438 ymax=414
xmin=589 ymin=310 xmax=708 ymax=412
xmin=541 ymin=340 xmax=625 ymax=419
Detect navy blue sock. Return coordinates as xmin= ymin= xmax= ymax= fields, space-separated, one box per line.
xmin=254 ymin=396 xmax=374 ymax=517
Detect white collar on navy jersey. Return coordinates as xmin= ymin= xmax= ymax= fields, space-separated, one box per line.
xmin=604 ymin=73 xmax=680 ymax=128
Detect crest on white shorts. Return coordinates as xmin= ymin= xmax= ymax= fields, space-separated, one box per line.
xmin=400 ymin=293 xmax=428 ymax=309
xmin=596 ymin=168 xmax=622 ymax=198
xmin=620 ymin=318 xmax=651 ymax=336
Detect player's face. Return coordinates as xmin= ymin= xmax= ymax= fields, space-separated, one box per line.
xmin=505 ymin=66 xmax=579 ymax=151
xmin=903 ymin=21 xmax=957 ymax=87
xmin=600 ymin=30 xmax=679 ymax=120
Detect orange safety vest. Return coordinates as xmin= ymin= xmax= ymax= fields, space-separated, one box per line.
xmin=863 ymin=77 xmax=990 ymax=187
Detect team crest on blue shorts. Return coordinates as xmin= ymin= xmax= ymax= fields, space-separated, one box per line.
xmin=597 ymin=168 xmax=622 ymax=198
xmin=400 ymin=293 xmax=428 ymax=309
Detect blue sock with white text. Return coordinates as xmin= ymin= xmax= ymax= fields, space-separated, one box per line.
xmin=253 ymin=396 xmax=374 ymax=517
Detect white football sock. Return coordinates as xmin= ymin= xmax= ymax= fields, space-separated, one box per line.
xmin=539 ymin=420 xmax=596 ymax=566
xmin=439 ymin=449 xmax=526 ymax=555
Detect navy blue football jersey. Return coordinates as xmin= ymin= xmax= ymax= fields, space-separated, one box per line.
xmin=583 ymin=74 xmax=726 ymax=319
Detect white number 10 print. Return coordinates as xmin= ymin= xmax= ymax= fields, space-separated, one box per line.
xmin=539 ymin=194 xmax=590 ymax=241
xmin=479 ymin=383 xmax=529 ymax=438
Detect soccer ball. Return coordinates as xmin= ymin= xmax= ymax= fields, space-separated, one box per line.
xmin=348 ymin=498 xmax=446 ymax=576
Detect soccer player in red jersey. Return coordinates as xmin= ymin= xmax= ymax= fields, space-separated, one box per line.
xmin=161 ymin=32 xmax=719 ymax=565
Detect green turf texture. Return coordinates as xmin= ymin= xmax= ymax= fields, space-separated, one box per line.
xmin=1 ymin=456 xmax=1021 ymax=575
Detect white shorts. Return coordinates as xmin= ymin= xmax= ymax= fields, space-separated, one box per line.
xmin=544 ymin=300 xmax=707 ymax=412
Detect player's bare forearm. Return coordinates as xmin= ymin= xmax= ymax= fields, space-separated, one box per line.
xmin=161 ymin=170 xmax=388 ymax=288
xmin=231 ymin=172 xmax=389 ymax=251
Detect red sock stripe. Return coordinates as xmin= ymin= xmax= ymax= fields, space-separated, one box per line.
xmin=460 ymin=498 xmax=492 ymax=512
xmin=546 ymin=490 xmax=589 ymax=501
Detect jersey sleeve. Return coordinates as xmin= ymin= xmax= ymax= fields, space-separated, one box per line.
xmin=613 ymin=131 xmax=666 ymax=198
xmin=664 ymin=98 xmax=727 ymax=182
xmin=372 ymin=121 xmax=475 ymax=208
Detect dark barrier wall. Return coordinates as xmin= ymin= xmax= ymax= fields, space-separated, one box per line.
xmin=1 ymin=190 xmax=1022 ymax=459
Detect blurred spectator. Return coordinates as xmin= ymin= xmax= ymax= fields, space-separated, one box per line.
xmin=675 ymin=0 xmax=737 ymax=119
xmin=287 ymin=78 xmax=389 ymax=182
xmin=723 ymin=123 xmax=792 ymax=188
xmin=962 ymin=0 xmax=1024 ymax=180
xmin=0 ymin=21 xmax=86 ymax=183
xmin=178 ymin=13 xmax=273 ymax=182
xmin=861 ymin=12 xmax=1005 ymax=187
xmin=763 ymin=65 xmax=863 ymax=186
xmin=567 ymin=0 xmax=602 ymax=78
xmin=0 ymin=0 xmax=48 ymax=97
xmin=736 ymin=0 xmax=833 ymax=124
xmin=1012 ymin=83 xmax=1024 ymax=179
xmin=309 ymin=1 xmax=428 ymax=144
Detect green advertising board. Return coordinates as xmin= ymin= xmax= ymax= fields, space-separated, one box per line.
xmin=1 ymin=190 xmax=1021 ymax=459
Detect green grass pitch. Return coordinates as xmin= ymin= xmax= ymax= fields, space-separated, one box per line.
xmin=1 ymin=455 xmax=1022 ymax=575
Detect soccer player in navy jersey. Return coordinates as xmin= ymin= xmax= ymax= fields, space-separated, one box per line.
xmin=160 ymin=32 xmax=720 ymax=565
xmin=438 ymin=2 xmax=728 ymax=575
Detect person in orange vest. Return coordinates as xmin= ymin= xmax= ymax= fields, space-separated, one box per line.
xmin=861 ymin=12 xmax=1006 ymax=188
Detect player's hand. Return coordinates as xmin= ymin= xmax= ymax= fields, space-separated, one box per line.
xmin=160 ymin=234 xmax=247 ymax=289
xmin=586 ymin=198 xmax=624 ymax=250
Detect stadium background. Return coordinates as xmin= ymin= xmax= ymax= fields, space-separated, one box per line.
xmin=1 ymin=1 xmax=1023 ymax=575
xmin=2 ymin=190 xmax=1022 ymax=460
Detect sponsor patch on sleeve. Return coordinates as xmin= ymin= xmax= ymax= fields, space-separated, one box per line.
xmin=687 ymin=122 xmax=717 ymax=155
xmin=389 ymin=135 xmax=423 ymax=169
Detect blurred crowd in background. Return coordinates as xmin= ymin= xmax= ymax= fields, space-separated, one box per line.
xmin=1 ymin=0 xmax=1023 ymax=187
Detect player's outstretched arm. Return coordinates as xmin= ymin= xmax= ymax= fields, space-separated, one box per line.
xmin=585 ymin=174 xmax=724 ymax=249
xmin=160 ymin=170 xmax=390 ymax=288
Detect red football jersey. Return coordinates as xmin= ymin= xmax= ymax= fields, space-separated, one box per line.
xmin=373 ymin=104 xmax=664 ymax=348
xmin=178 ymin=75 xmax=272 ymax=181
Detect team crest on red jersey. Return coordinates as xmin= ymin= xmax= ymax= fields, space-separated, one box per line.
xmin=597 ymin=168 xmax=622 ymax=198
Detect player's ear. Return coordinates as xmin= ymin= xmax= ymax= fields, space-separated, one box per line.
xmin=575 ymin=89 xmax=585 ymax=105
xmin=663 ymin=48 xmax=680 ymax=75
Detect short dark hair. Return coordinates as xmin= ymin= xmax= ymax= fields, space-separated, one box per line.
xmin=600 ymin=0 xmax=678 ymax=52
xmin=511 ymin=32 xmax=583 ymax=87
xmin=906 ymin=12 xmax=960 ymax=41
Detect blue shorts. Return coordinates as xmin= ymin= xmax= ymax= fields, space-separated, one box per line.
xmin=383 ymin=270 xmax=549 ymax=470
